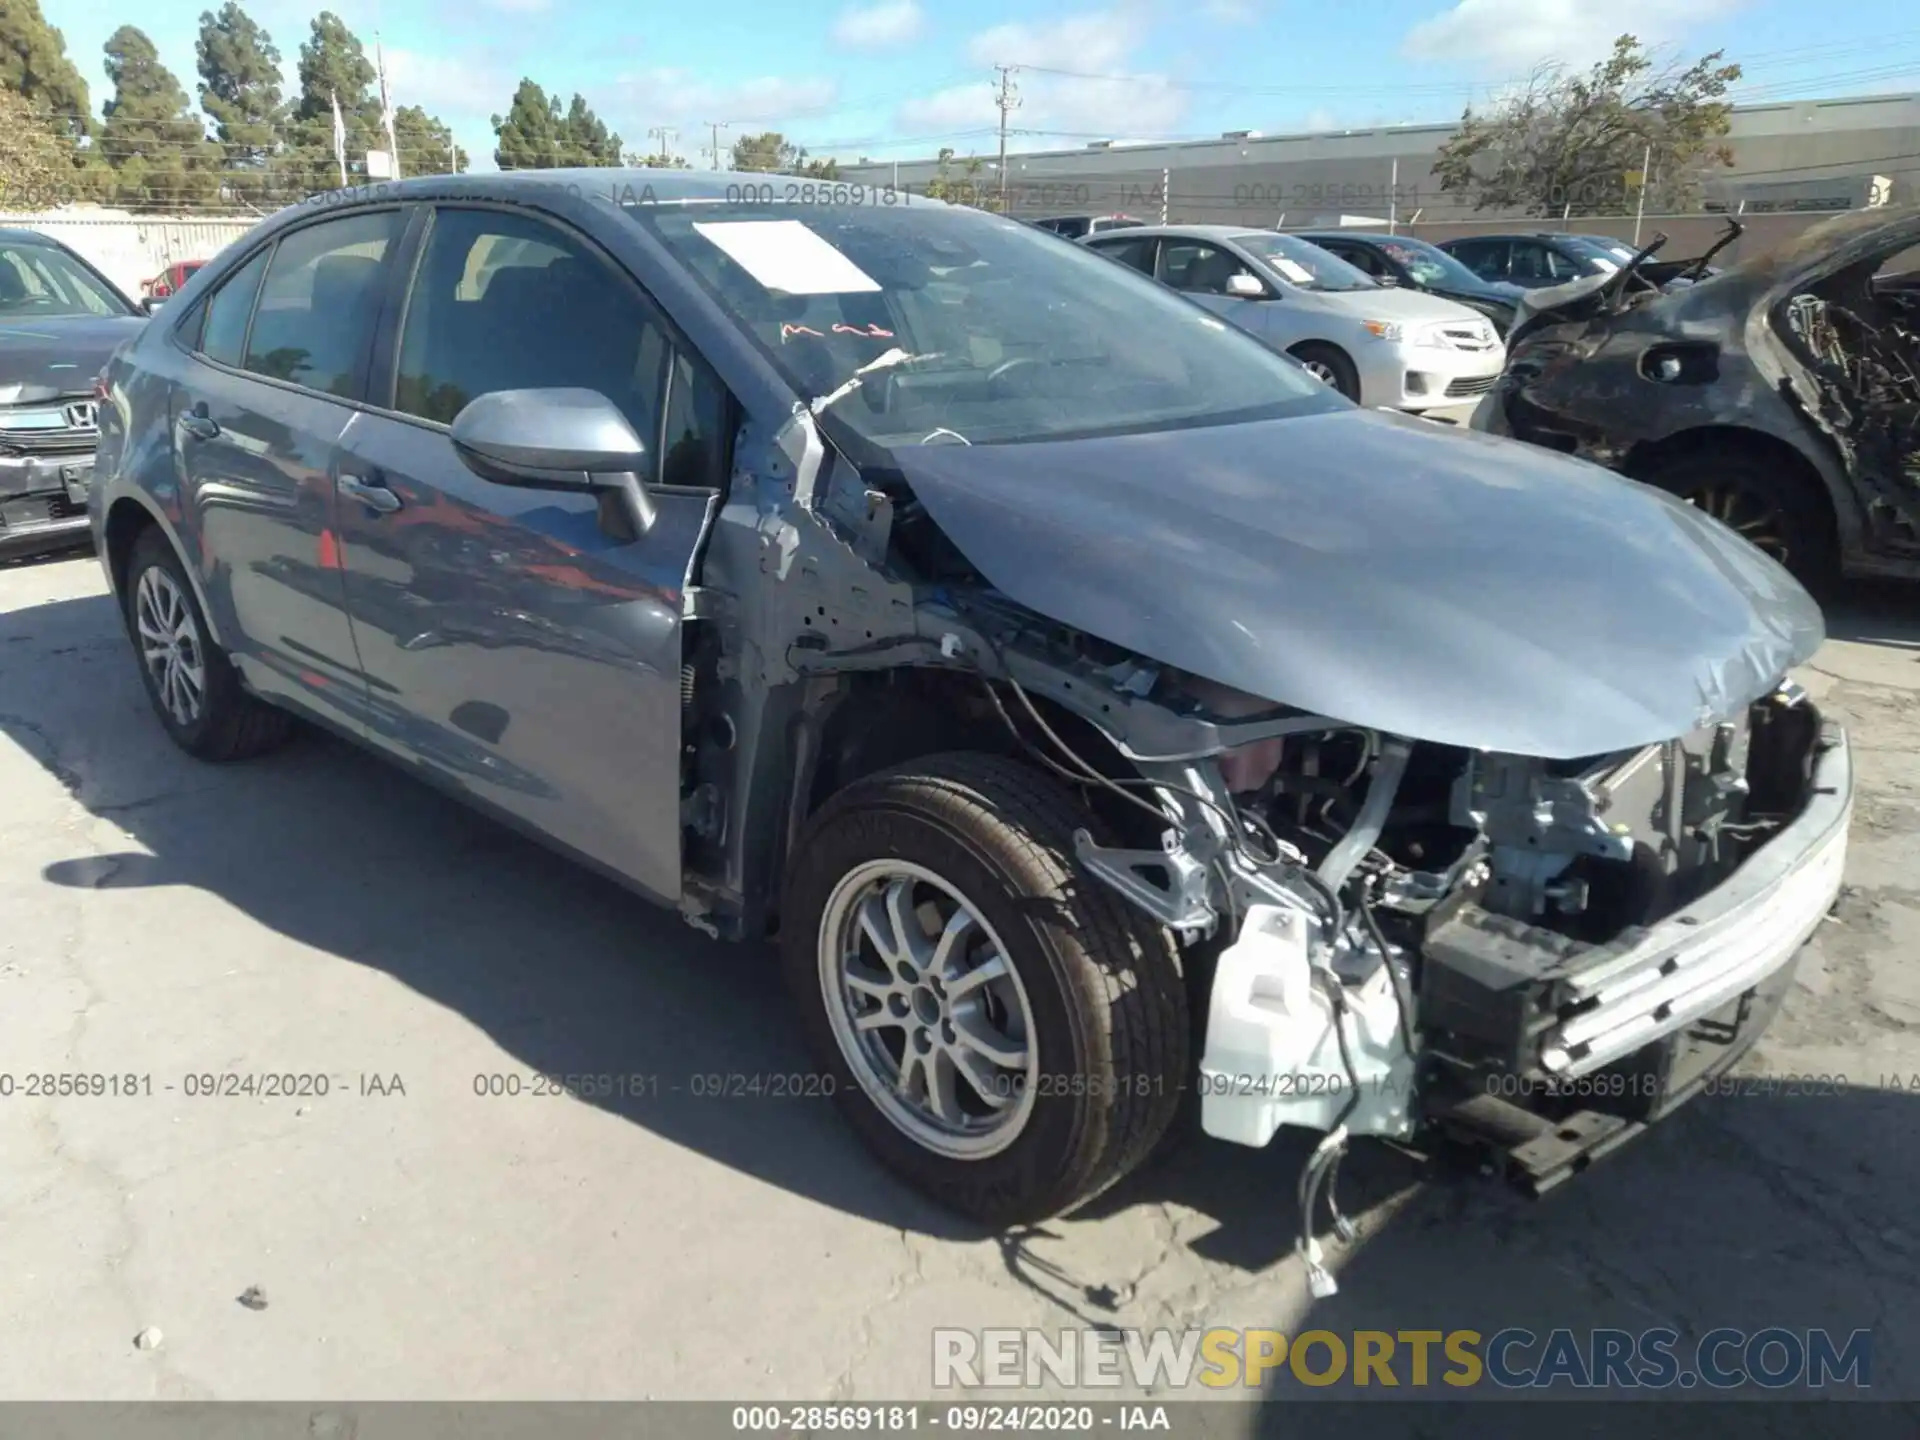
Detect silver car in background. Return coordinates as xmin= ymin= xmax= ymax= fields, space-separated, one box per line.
xmin=1083 ymin=223 xmax=1506 ymax=422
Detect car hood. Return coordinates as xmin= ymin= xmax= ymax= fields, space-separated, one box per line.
xmin=892 ymin=407 xmax=1823 ymax=760
xmin=0 ymin=314 xmax=147 ymax=400
xmin=1310 ymin=285 xmax=1486 ymax=324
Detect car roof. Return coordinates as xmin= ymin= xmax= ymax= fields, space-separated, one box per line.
xmin=1297 ymin=231 xmax=1428 ymax=245
xmin=1082 ymin=223 xmax=1254 ymax=241
xmin=0 ymin=226 xmax=80 ymax=247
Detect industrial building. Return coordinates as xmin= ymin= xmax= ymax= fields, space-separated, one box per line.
xmin=838 ymin=90 xmax=1920 ymax=238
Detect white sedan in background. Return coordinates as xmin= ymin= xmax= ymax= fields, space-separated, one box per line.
xmin=1083 ymin=223 xmax=1507 ymax=423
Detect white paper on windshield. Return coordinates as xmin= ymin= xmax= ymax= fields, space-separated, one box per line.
xmin=692 ymin=220 xmax=881 ymax=295
xmin=1588 ymin=257 xmax=1620 ymax=274
xmin=1272 ymin=257 xmax=1315 ymax=284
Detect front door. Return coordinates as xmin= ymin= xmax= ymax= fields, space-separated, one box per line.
xmin=330 ymin=205 xmax=730 ymax=903
xmin=171 ymin=209 xmax=403 ymax=731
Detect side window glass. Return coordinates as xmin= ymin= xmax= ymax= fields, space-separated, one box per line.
xmin=1510 ymin=243 xmax=1550 ymax=281
xmin=243 ymin=211 xmax=398 ymax=397
xmin=1162 ymin=241 xmax=1255 ymax=296
xmin=1546 ymin=247 xmax=1584 ymax=280
xmin=1092 ymin=236 xmax=1155 ymax=274
xmin=394 ymin=208 xmax=673 ymax=470
xmin=1343 ymin=246 xmax=1385 ymax=276
xmin=659 ymin=350 xmax=730 ymax=490
xmin=198 ymin=247 xmax=270 ymax=367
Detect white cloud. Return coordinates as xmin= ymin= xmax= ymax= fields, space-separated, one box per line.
xmin=832 ymin=0 xmax=925 ymax=50
xmin=1401 ymin=0 xmax=1743 ymax=73
xmin=898 ymin=10 xmax=1187 ymax=146
xmin=1203 ymin=0 xmax=1260 ymax=22
xmin=383 ymin=48 xmax=516 ymax=117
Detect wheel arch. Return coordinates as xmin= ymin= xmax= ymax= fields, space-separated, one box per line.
xmin=102 ymin=495 xmax=225 ymax=648
xmin=795 ymin=666 xmax=1163 ymax=847
xmin=1621 ymin=424 xmax=1858 ymax=560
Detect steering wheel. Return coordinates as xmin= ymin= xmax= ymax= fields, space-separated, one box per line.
xmin=985 ymin=355 xmax=1042 ymax=392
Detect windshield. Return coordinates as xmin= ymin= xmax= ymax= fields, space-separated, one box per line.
xmin=1562 ymin=236 xmax=1637 ymax=271
xmin=1231 ymin=232 xmax=1377 ymax=291
xmin=0 ymin=241 xmax=133 ymax=317
xmin=625 ymin=200 xmax=1343 ymax=451
xmin=1373 ymin=236 xmax=1487 ymax=291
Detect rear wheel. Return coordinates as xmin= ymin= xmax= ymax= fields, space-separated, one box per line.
xmin=1636 ymin=451 xmax=1838 ymax=590
xmin=1289 ymin=342 xmax=1361 ymax=402
xmin=125 ymin=528 xmax=294 ymax=761
xmin=781 ymin=752 xmax=1189 ymax=1225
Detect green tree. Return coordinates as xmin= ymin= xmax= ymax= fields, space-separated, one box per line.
xmin=730 ymin=130 xmax=794 ymax=173
xmin=728 ymin=131 xmax=837 ymax=176
xmin=196 ymin=1 xmax=285 ymax=207
xmin=624 ymin=149 xmax=689 ymax=169
xmin=98 ymin=26 xmax=222 ymax=211
xmin=922 ymin=148 xmax=994 ymax=208
xmin=0 ymin=0 xmax=92 ymax=139
xmin=0 ymin=86 xmax=78 ymax=207
xmin=559 ymin=94 xmax=620 ymax=165
xmin=393 ymin=104 xmax=463 ymax=174
xmin=285 ymin=11 xmax=377 ymax=191
xmin=1434 ymin=35 xmax=1741 ymax=217
xmin=492 ymin=78 xmax=562 ymax=168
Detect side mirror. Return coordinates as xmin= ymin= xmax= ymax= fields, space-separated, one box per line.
xmin=1376 ymin=274 xmax=1399 ymax=287
xmin=141 ymin=295 xmax=167 ymax=314
xmin=1224 ymin=273 xmax=1266 ymax=299
xmin=451 ymin=387 xmax=656 ymax=538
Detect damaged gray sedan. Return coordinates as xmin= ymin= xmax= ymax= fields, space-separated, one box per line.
xmin=91 ymin=173 xmax=1852 ymax=1263
xmin=1474 ymin=208 xmax=1920 ymax=586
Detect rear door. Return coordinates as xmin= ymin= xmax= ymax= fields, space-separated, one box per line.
xmin=329 ymin=203 xmax=729 ymax=904
xmin=1084 ymin=233 xmax=1158 ymax=275
xmin=1449 ymin=238 xmax=1511 ymax=283
xmin=170 ymin=207 xmax=404 ymax=732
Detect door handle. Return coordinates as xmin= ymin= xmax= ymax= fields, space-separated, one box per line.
xmin=339 ymin=472 xmax=402 ymax=515
xmin=180 ymin=405 xmax=219 ymax=441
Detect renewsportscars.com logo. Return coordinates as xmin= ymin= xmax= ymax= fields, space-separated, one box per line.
xmin=932 ymin=1327 xmax=1873 ymax=1391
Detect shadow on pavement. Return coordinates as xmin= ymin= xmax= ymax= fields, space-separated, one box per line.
xmin=1824 ymin=577 xmax=1920 ymax=651
xmin=2 ymin=574 xmax=1915 ymax=1411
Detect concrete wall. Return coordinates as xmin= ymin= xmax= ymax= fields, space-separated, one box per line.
xmin=841 ymin=91 xmax=1920 ymax=230
xmin=0 ymin=213 xmax=259 ymax=300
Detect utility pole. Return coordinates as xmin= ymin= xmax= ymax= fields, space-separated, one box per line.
xmin=706 ymin=121 xmax=730 ymax=171
xmin=1159 ymin=168 xmax=1169 ymax=223
xmin=1632 ymin=139 xmax=1652 ymax=245
xmin=649 ymin=125 xmax=678 ymax=166
xmin=993 ymin=65 xmax=1020 ymax=212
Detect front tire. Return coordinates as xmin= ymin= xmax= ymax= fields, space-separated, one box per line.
xmin=1289 ymin=342 xmax=1361 ymax=401
xmin=1636 ymin=451 xmax=1838 ymax=590
xmin=781 ymin=752 xmax=1189 ymax=1226
xmin=125 ymin=528 xmax=294 ymax=761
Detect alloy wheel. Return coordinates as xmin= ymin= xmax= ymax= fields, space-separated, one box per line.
xmin=818 ymin=860 xmax=1039 ymax=1158
xmin=1685 ymin=484 xmax=1790 ymax=566
xmin=134 ymin=565 xmax=206 ymax=728
xmin=1300 ymin=360 xmax=1338 ymax=386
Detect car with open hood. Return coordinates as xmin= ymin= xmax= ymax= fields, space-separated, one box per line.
xmin=1 ymin=228 xmax=147 ymax=561
xmin=1472 ymin=210 xmax=1920 ymax=587
xmin=1082 ymin=223 xmax=1506 ymax=421
xmin=90 ymin=173 xmax=1850 ymax=1251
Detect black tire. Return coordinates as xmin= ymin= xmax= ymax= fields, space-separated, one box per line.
xmin=1288 ymin=342 xmax=1361 ymax=402
xmin=124 ymin=527 xmax=295 ymax=761
xmin=781 ymin=752 xmax=1189 ymax=1226
xmin=1636 ymin=450 xmax=1839 ymax=591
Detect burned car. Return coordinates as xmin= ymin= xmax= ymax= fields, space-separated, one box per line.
xmin=91 ymin=174 xmax=1850 ymax=1263
xmin=1474 ymin=209 xmax=1920 ymax=586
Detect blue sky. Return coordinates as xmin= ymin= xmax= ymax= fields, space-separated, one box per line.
xmin=44 ymin=0 xmax=1920 ymax=171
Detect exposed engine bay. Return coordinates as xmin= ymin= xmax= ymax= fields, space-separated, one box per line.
xmin=1778 ymin=263 xmax=1920 ymax=549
